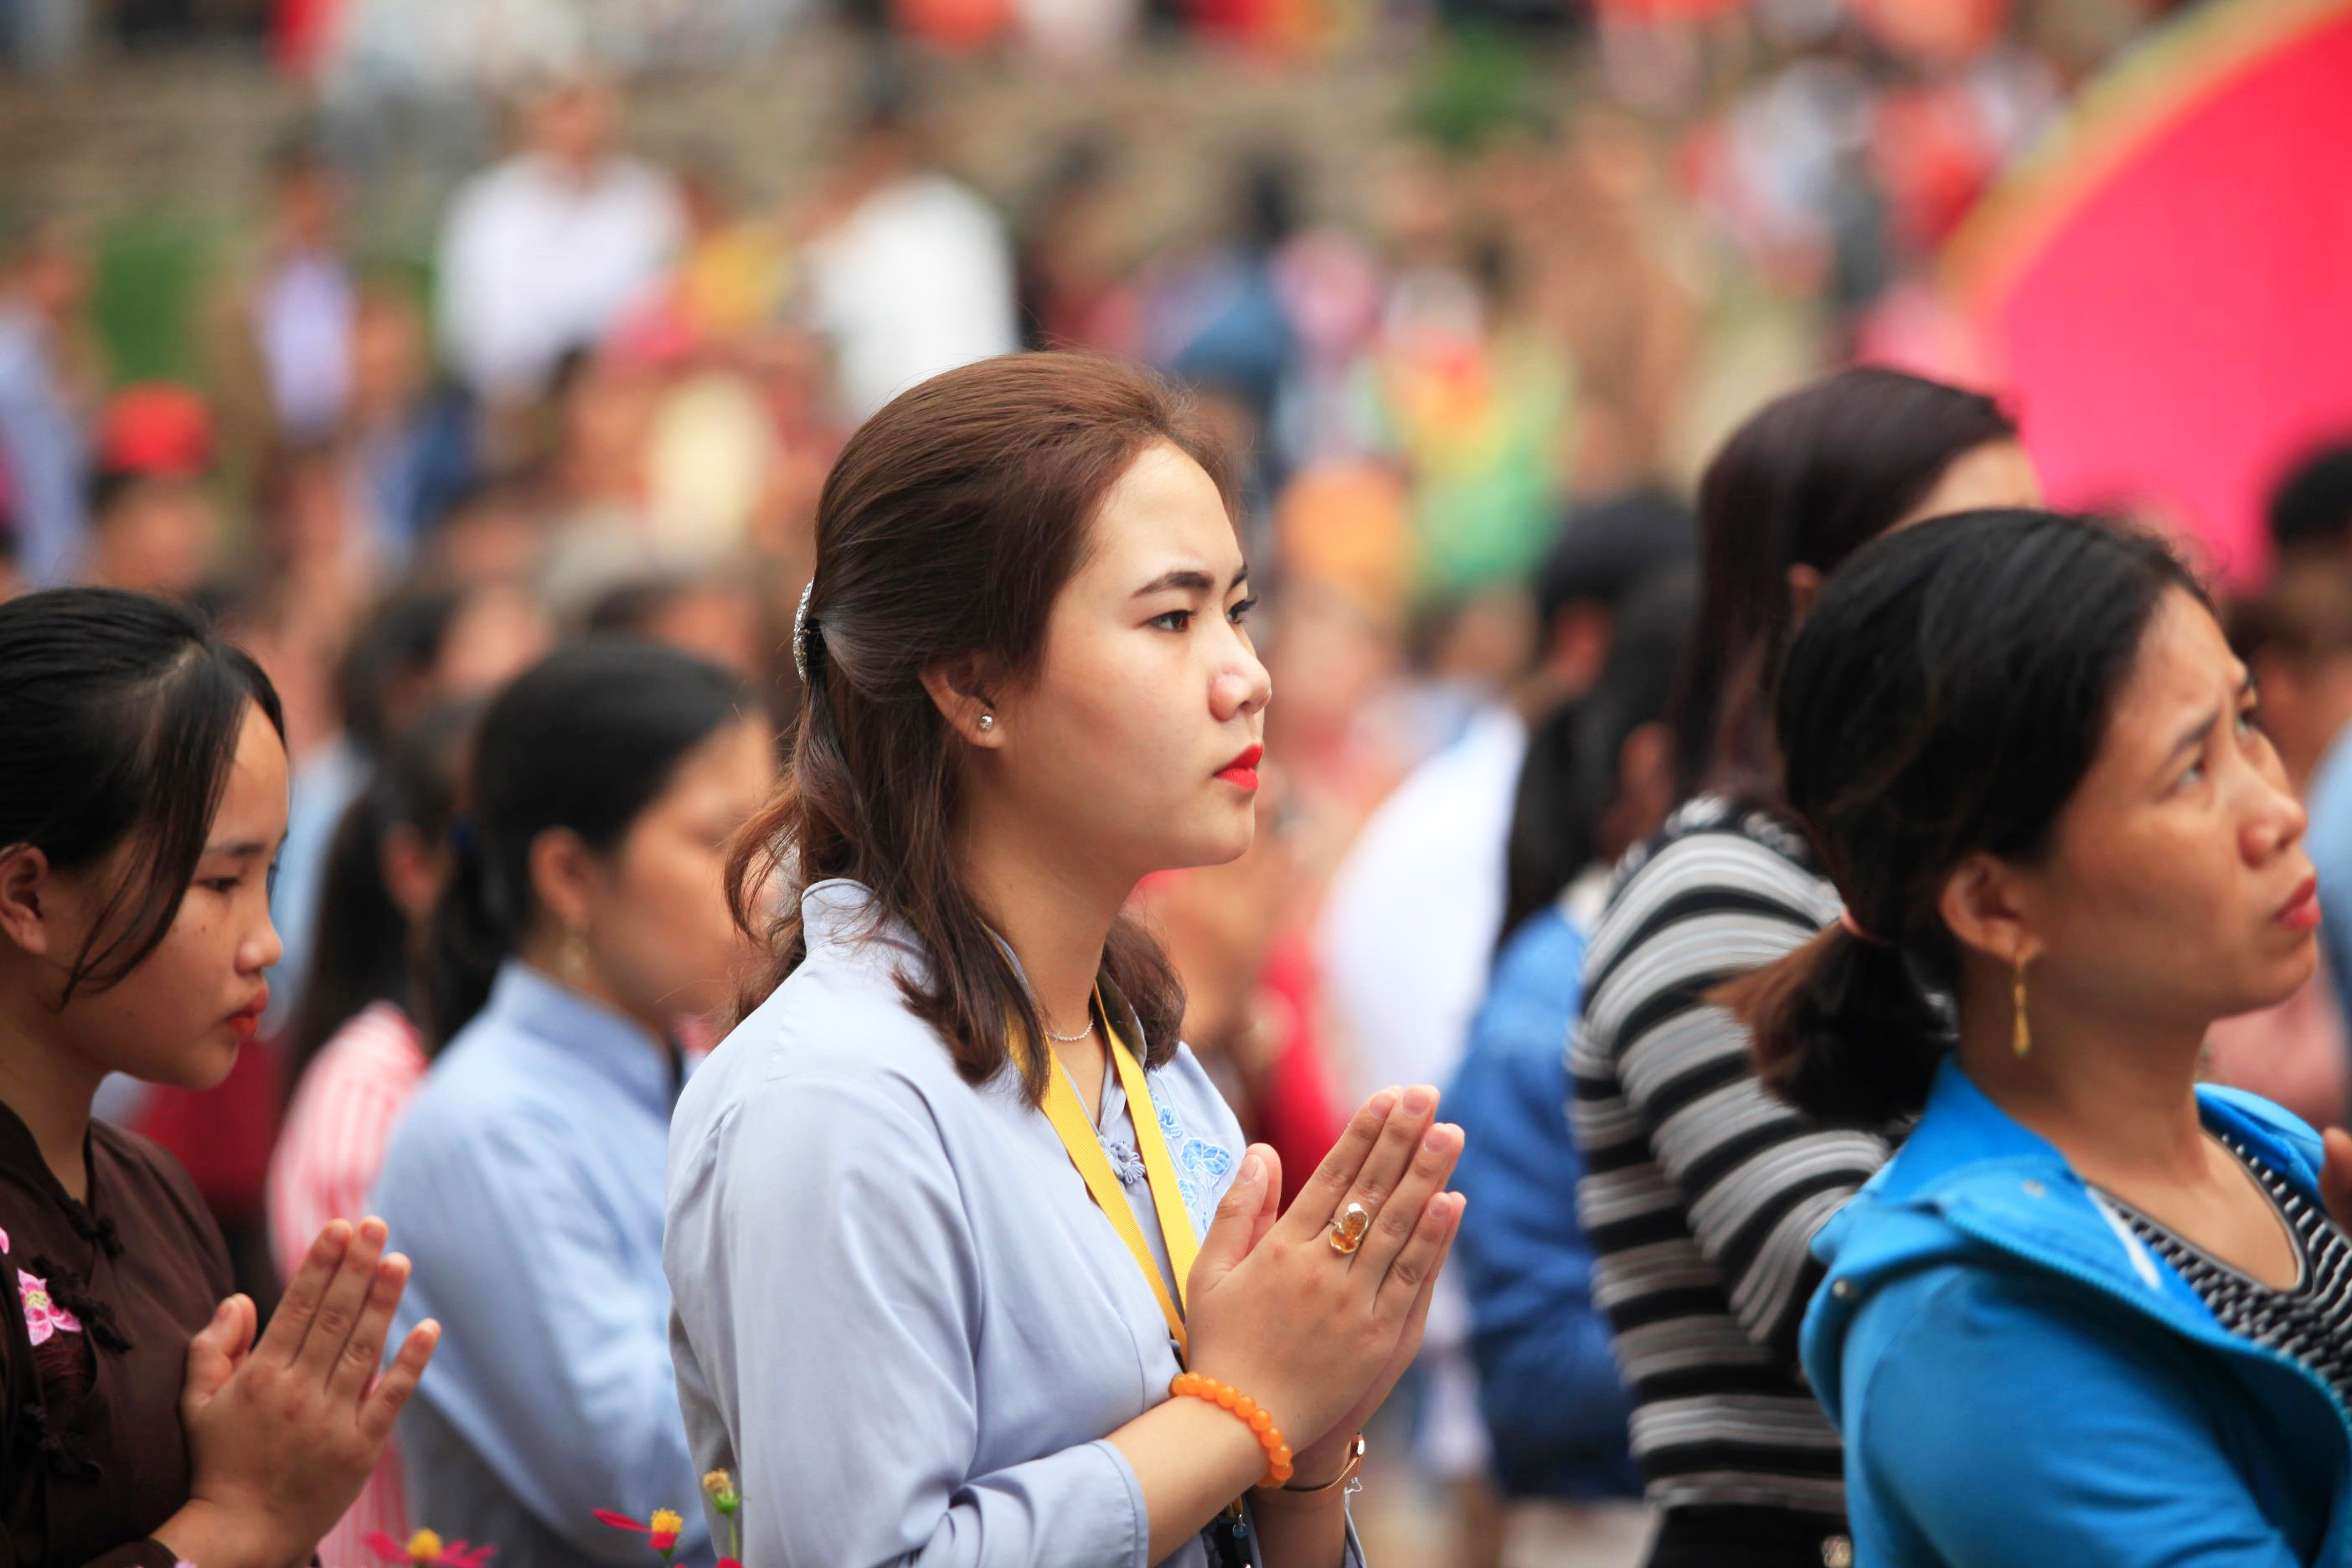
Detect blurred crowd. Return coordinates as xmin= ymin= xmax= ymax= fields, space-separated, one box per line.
xmin=0 ymin=0 xmax=2313 ymax=1560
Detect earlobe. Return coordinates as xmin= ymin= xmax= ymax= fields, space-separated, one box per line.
xmin=920 ymin=661 xmax=1004 ymax=747
xmin=0 ymin=845 xmax=52 ymax=957
xmin=525 ymin=828 xmax=598 ymax=936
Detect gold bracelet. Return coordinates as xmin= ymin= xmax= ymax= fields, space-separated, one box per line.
xmin=1251 ymin=1432 xmax=1365 ymax=1502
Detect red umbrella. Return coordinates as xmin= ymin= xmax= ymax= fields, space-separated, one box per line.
xmin=1947 ymin=0 xmax=2352 ymax=586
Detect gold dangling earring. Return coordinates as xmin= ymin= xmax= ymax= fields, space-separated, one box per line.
xmin=2012 ymin=951 xmax=2032 ymax=1059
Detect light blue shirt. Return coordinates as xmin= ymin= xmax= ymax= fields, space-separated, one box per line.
xmin=2308 ymin=723 xmax=2352 ymax=1015
xmin=0 ymin=304 xmax=85 ymax=586
xmin=266 ymin=733 xmax=369 ymax=1034
xmin=664 ymin=879 xmax=1367 ymax=1566
xmin=376 ymin=961 xmax=709 ymax=1567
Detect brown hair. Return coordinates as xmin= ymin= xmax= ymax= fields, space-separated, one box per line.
xmin=728 ymin=353 xmax=1234 ymax=1102
xmin=1674 ymin=368 xmax=2016 ymax=805
xmin=1715 ymin=511 xmax=2202 ymax=1127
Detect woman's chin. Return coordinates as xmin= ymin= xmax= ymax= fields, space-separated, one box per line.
xmin=165 ymin=1031 xmax=245 ymax=1093
xmin=1159 ymin=822 xmax=1256 ymax=873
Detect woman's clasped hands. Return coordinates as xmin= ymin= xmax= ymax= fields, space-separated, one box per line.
xmin=160 ymin=1216 xmax=441 ymax=1568
xmin=1184 ymin=1084 xmax=1465 ymax=1487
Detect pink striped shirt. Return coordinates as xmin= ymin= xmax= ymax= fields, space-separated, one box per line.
xmin=268 ymin=1003 xmax=430 ymax=1567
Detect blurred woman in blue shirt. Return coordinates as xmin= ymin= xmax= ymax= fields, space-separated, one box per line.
xmin=1447 ymin=570 xmax=1689 ymax=1559
xmin=374 ymin=641 xmax=774 ymax=1566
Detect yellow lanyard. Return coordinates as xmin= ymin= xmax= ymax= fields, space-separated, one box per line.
xmin=1029 ymin=990 xmax=1201 ymax=1359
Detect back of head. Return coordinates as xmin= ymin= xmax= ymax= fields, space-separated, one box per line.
xmin=423 ymin=638 xmax=753 ymax=1044
xmin=735 ymin=351 xmax=1231 ymax=1099
xmin=291 ymin=699 xmax=480 ymax=1079
xmin=1675 ymin=366 xmax=2017 ymax=802
xmin=0 ymin=587 xmax=285 ymax=998
xmin=338 ymin=583 xmax=467 ymax=756
xmin=2267 ymin=441 xmax=2352 ymax=565
xmin=1719 ymin=511 xmax=2201 ymax=1126
xmin=1503 ymin=566 xmax=1695 ymax=940
xmin=1534 ymin=483 xmax=1695 ymax=637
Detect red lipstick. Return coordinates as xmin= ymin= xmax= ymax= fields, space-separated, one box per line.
xmin=226 ymin=987 xmax=268 ymax=1044
xmin=2277 ymin=874 xmax=2321 ymax=932
xmin=1216 ymin=744 xmax=1264 ymax=792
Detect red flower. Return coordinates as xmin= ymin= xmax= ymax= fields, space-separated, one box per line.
xmin=593 ymin=1509 xmax=686 ymax=1555
xmin=362 ymin=1529 xmax=496 ymax=1568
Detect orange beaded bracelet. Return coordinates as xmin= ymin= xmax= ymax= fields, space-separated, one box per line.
xmin=1168 ymin=1373 xmax=1293 ymax=1488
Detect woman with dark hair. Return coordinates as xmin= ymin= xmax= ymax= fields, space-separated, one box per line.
xmin=668 ymin=353 xmax=1465 ymax=1566
xmin=1567 ymin=367 xmax=2037 ymax=1567
xmin=0 ymin=587 xmax=436 ymax=1567
xmin=1448 ymin=569 xmax=1692 ymax=1564
xmin=372 ymin=642 xmax=774 ymax=1568
xmin=1725 ymin=511 xmax=2352 ymax=1565
xmin=267 ymin=699 xmax=476 ymax=1568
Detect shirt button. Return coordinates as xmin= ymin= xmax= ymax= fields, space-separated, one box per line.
xmin=1831 ymin=1279 xmax=1855 ymax=1300
xmin=1823 ymin=1535 xmax=1854 ymax=1568
xmin=2022 ymin=1180 xmax=2047 ymax=1198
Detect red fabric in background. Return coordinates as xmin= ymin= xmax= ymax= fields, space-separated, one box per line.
xmin=131 ymin=1039 xmax=284 ymax=1227
xmin=1973 ymin=5 xmax=2352 ymax=586
xmin=1255 ymin=935 xmax=1347 ymax=1213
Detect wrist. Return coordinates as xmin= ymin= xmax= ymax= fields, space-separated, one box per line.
xmin=153 ymin=1498 xmax=269 ymax=1568
xmin=1259 ymin=1431 xmax=1364 ymax=1500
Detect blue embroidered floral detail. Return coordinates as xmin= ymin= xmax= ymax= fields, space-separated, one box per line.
xmin=1149 ymin=1083 xmax=1236 ymax=1238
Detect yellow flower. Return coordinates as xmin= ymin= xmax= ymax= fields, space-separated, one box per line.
xmin=702 ymin=1468 xmax=740 ymax=1514
xmin=647 ymin=1510 xmax=684 ymax=1550
xmin=406 ymin=1530 xmax=445 ymax=1565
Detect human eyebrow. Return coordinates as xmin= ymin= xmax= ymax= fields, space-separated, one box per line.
xmin=1132 ymin=565 xmax=1251 ymax=599
xmin=2161 ymin=704 xmax=2220 ymax=771
xmin=200 ymin=833 xmax=286 ymax=861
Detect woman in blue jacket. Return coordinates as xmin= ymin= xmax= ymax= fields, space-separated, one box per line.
xmin=1721 ymin=509 xmax=2352 ymax=1566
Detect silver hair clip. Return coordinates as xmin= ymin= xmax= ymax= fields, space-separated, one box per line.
xmin=792 ymin=579 xmax=816 ymax=684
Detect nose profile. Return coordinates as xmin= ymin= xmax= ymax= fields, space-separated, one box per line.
xmin=245 ymin=910 xmax=285 ymax=975
xmin=2246 ymin=773 xmax=2308 ymax=864
xmin=1211 ymin=646 xmax=1273 ymax=724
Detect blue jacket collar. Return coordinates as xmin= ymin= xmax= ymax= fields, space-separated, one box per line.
xmin=1806 ymin=1056 xmax=2329 ymax=1421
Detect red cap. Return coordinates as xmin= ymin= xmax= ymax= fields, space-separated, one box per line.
xmin=97 ymin=384 xmax=214 ymax=479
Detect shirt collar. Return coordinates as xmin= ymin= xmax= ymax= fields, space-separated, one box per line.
xmin=482 ymin=959 xmax=678 ymax=1112
xmin=797 ymin=878 xmax=1149 ymax=1056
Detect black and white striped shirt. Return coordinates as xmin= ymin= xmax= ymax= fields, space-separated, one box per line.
xmin=1570 ymin=797 xmax=1889 ymax=1517
xmin=2104 ymin=1137 xmax=2352 ymax=1415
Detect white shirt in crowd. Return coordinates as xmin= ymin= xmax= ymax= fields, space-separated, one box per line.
xmin=1315 ymin=704 xmax=1529 ymax=1101
xmin=436 ymin=152 xmax=683 ymax=399
xmin=804 ymin=170 xmax=1019 ymax=420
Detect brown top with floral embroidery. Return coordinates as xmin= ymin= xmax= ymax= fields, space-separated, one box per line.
xmin=0 ymin=1099 xmax=232 ymax=1568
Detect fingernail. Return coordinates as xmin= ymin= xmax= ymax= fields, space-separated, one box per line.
xmin=1240 ymin=1150 xmax=1263 ymax=1185
xmin=1367 ymin=1091 xmax=1398 ymax=1117
xmin=1424 ymin=1124 xmax=1458 ymax=1153
xmin=1404 ymin=1086 xmax=1436 ymax=1116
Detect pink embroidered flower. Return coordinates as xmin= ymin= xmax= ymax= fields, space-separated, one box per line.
xmin=18 ymin=1269 xmax=80 ymax=1347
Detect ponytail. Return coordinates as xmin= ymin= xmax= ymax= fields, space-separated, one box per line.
xmin=1715 ymin=923 xmax=1949 ymax=1128
xmin=420 ymin=815 xmax=514 ymax=1048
